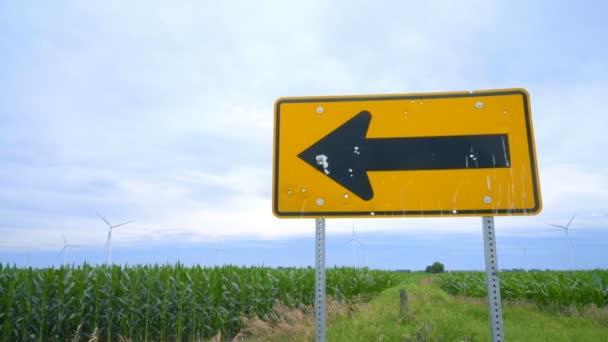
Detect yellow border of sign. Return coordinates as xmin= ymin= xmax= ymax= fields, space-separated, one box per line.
xmin=272 ymin=88 xmax=542 ymax=218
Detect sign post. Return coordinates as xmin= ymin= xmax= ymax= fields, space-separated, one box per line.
xmin=272 ymin=89 xmax=542 ymax=341
xmin=482 ymin=216 xmax=504 ymax=342
xmin=314 ymin=218 xmax=326 ymax=342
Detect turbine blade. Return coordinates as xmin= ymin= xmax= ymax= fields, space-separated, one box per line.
xmin=58 ymin=246 xmax=66 ymax=255
xmin=62 ymin=234 xmax=67 ymax=245
xmin=112 ymin=220 xmax=135 ymax=229
xmin=566 ymin=215 xmax=576 ymax=228
xmin=547 ymin=224 xmax=567 ymax=230
xmin=97 ymin=212 xmax=112 ymax=227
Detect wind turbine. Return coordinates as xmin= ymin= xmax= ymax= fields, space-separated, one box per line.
xmin=216 ymin=239 xmax=225 ymax=266
xmin=346 ymin=225 xmax=367 ymax=268
xmin=547 ymin=215 xmax=575 ymax=270
xmin=59 ymin=234 xmax=81 ymax=267
xmin=519 ymin=245 xmax=528 ymax=271
xmin=97 ymin=212 xmax=134 ymax=265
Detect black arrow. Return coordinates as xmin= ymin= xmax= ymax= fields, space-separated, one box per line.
xmin=298 ymin=111 xmax=511 ymax=201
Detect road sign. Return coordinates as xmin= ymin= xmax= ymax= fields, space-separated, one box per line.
xmin=272 ymin=88 xmax=541 ymax=218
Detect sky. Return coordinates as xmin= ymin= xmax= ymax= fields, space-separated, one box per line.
xmin=1 ymin=1 xmax=607 ymax=270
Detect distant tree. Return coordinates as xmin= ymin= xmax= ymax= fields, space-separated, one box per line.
xmin=425 ymin=261 xmax=445 ymax=273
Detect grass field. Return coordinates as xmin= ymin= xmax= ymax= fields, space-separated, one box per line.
xmin=244 ymin=270 xmax=608 ymax=341
xmin=324 ymin=273 xmax=608 ymax=342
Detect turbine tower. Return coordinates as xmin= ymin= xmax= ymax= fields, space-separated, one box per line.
xmin=97 ymin=212 xmax=134 ymax=265
xmin=547 ymin=215 xmax=576 ymax=270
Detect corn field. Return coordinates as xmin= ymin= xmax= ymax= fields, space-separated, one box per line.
xmin=437 ymin=270 xmax=608 ymax=309
xmin=0 ymin=264 xmax=398 ymax=341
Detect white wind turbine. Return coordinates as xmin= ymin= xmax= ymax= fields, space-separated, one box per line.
xmin=216 ymin=239 xmax=225 ymax=266
xmin=519 ymin=245 xmax=528 ymax=271
xmin=59 ymin=234 xmax=81 ymax=267
xmin=97 ymin=212 xmax=134 ymax=265
xmin=547 ymin=215 xmax=576 ymax=270
xmin=345 ymin=225 xmax=367 ymax=268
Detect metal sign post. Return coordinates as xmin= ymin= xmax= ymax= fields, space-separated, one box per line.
xmin=314 ymin=218 xmax=326 ymax=342
xmin=482 ymin=216 xmax=504 ymax=342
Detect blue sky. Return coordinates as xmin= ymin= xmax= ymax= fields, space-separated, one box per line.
xmin=1 ymin=1 xmax=607 ymax=270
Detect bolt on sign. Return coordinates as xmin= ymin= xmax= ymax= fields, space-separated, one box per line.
xmin=272 ymin=89 xmax=542 ymax=218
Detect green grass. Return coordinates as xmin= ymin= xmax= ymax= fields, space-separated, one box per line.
xmin=326 ymin=274 xmax=608 ymax=341
xmin=0 ymin=264 xmax=400 ymax=341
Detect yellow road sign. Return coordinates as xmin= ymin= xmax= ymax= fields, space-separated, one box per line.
xmin=272 ymin=88 xmax=541 ymax=218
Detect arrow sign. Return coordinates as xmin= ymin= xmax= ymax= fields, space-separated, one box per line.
xmin=298 ymin=111 xmax=511 ymax=201
xmin=273 ymin=89 xmax=541 ymax=217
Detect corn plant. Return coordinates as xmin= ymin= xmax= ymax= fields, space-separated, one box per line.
xmin=437 ymin=270 xmax=608 ymax=309
xmin=0 ymin=264 xmax=399 ymax=341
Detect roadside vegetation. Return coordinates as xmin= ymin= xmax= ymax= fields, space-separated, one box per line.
xmin=325 ymin=273 xmax=608 ymax=341
xmin=247 ymin=271 xmax=608 ymax=341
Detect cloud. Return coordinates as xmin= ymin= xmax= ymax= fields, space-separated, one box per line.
xmin=540 ymin=164 xmax=608 ymax=211
xmin=1 ymin=1 xmax=607 ymax=254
